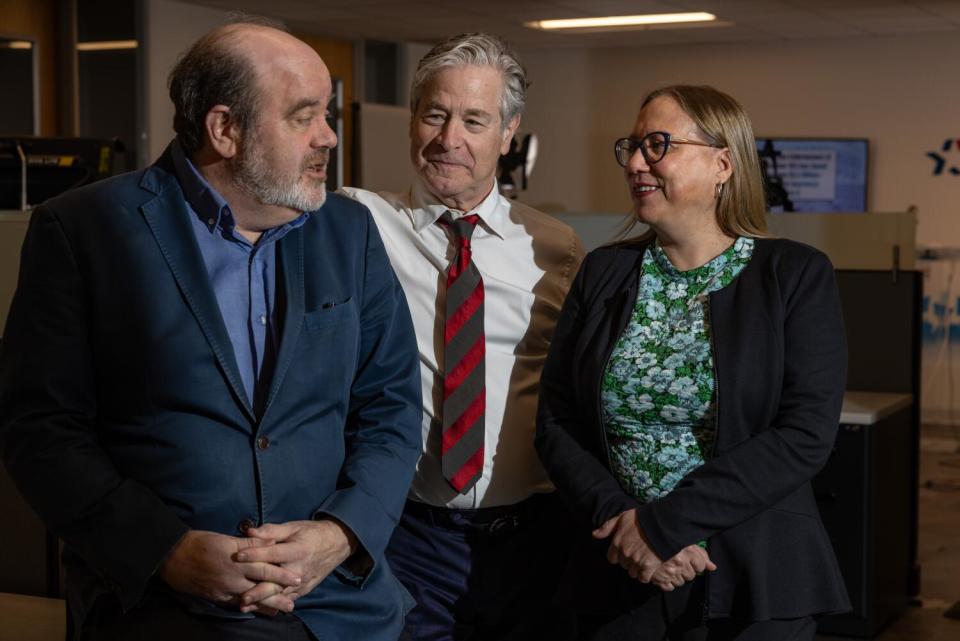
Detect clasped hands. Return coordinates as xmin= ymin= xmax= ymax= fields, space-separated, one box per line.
xmin=593 ymin=509 xmax=716 ymax=591
xmin=159 ymin=518 xmax=357 ymax=616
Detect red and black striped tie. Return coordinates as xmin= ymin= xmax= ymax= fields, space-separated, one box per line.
xmin=437 ymin=212 xmax=485 ymax=494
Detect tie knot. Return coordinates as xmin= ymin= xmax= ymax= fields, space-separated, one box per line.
xmin=439 ymin=212 xmax=481 ymax=243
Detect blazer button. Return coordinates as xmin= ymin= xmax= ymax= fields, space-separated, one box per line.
xmin=256 ymin=436 xmax=270 ymax=450
xmin=238 ymin=518 xmax=255 ymax=534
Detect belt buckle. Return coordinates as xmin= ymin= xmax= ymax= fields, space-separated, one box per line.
xmin=487 ymin=514 xmax=519 ymax=535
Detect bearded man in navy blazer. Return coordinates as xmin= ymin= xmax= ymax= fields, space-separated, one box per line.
xmin=0 ymin=19 xmax=421 ymax=641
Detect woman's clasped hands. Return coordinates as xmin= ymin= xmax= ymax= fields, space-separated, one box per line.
xmin=592 ymin=508 xmax=717 ymax=591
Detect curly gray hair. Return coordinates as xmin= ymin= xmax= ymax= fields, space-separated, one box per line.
xmin=410 ymin=32 xmax=528 ymax=128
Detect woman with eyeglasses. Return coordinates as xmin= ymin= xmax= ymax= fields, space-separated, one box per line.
xmin=536 ymin=85 xmax=850 ymax=641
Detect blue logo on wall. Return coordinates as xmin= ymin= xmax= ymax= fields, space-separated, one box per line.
xmin=922 ymin=295 xmax=960 ymax=343
xmin=928 ymin=139 xmax=960 ymax=176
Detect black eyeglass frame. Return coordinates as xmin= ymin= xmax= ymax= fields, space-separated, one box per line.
xmin=614 ymin=132 xmax=724 ymax=167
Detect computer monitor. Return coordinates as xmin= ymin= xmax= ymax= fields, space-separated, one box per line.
xmin=0 ymin=137 xmax=125 ymax=210
xmin=757 ymin=137 xmax=869 ymax=213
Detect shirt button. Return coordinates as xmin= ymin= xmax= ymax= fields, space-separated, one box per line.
xmin=238 ymin=518 xmax=255 ymax=534
xmin=256 ymin=436 xmax=270 ymax=450
xmin=258 ymin=314 xmax=267 ymax=326
xmin=207 ymin=218 xmax=215 ymax=226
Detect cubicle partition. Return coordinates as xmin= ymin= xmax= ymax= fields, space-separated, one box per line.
xmin=815 ymin=269 xmax=922 ymax=637
xmin=0 ymin=211 xmax=59 ymax=597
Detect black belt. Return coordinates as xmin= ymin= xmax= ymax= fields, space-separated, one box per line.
xmin=403 ymin=493 xmax=553 ymax=535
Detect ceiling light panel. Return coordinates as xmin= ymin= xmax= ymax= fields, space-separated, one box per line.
xmin=526 ymin=12 xmax=717 ymax=31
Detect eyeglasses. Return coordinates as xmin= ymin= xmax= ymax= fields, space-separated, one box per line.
xmin=614 ymin=132 xmax=723 ymax=167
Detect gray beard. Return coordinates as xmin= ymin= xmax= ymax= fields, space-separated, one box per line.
xmin=232 ymin=140 xmax=328 ymax=213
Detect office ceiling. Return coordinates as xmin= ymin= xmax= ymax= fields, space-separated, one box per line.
xmin=182 ymin=0 xmax=960 ymax=47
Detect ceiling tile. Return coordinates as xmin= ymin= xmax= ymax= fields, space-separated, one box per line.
xmin=549 ymin=0 xmax=678 ymax=15
xmin=348 ymin=2 xmax=466 ymax=20
xmin=665 ymin=25 xmax=778 ymax=43
xmin=822 ymin=4 xmax=939 ymax=20
xmin=667 ymin=0 xmax=795 ymax=16
xmin=468 ymin=5 xmax=586 ymax=22
xmin=850 ymin=18 xmax=958 ymax=34
xmin=735 ymin=8 xmax=871 ymax=38
xmin=915 ymin=1 xmax=960 ymax=23
xmin=821 ymin=3 xmax=959 ymax=34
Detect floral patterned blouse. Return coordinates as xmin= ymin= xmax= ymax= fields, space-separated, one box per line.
xmin=600 ymin=236 xmax=754 ymax=503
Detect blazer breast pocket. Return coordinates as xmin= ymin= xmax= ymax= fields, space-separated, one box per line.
xmin=303 ymin=297 xmax=356 ymax=334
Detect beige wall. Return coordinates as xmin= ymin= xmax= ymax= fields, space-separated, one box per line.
xmin=518 ymin=48 xmax=593 ymax=216
xmin=146 ymin=0 xmax=232 ymax=162
xmin=519 ymin=32 xmax=959 ymax=247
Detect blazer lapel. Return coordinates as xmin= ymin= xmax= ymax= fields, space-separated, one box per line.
xmin=138 ymin=165 xmax=255 ymax=422
xmin=260 ymin=226 xmax=305 ymax=420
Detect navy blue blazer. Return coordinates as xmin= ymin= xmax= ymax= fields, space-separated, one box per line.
xmin=0 ymin=148 xmax=423 ymax=641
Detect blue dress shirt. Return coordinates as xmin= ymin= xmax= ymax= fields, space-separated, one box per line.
xmin=170 ymin=141 xmax=308 ymax=412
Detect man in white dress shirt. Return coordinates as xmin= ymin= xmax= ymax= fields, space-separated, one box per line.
xmin=342 ymin=32 xmax=583 ymax=641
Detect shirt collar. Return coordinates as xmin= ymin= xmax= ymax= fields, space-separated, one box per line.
xmin=170 ymin=138 xmax=235 ymax=234
xmin=170 ymin=138 xmax=310 ymax=244
xmin=409 ymin=177 xmax=507 ymax=239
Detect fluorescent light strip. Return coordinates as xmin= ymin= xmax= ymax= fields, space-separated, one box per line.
xmin=527 ymin=12 xmax=716 ymax=30
xmin=76 ymin=40 xmax=138 ymax=51
xmin=1 ymin=40 xmax=33 ymax=49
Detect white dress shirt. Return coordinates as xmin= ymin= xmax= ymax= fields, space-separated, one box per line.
xmin=341 ymin=180 xmax=583 ymax=508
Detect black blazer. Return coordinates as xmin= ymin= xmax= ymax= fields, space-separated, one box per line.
xmin=536 ymin=237 xmax=851 ymax=621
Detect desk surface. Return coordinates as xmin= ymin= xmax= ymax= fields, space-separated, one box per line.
xmin=0 ymin=592 xmax=64 ymax=641
xmin=841 ymin=391 xmax=914 ymax=425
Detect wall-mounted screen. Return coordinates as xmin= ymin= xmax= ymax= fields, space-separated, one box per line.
xmin=756 ymin=138 xmax=868 ymax=213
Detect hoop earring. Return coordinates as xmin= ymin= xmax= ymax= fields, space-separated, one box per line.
xmin=715 ymin=182 xmax=724 ymax=199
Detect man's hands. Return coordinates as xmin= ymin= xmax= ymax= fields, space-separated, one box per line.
xmin=159 ymin=519 xmax=358 ymax=616
xmin=592 ymin=509 xmax=716 ymax=591
xmin=235 ymin=518 xmax=359 ymax=612
xmin=159 ymin=530 xmax=302 ymax=615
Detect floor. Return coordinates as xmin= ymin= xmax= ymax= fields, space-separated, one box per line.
xmin=818 ymin=425 xmax=960 ymax=641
